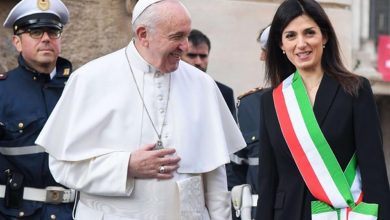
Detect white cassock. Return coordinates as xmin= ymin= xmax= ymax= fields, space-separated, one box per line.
xmin=36 ymin=41 xmax=246 ymax=220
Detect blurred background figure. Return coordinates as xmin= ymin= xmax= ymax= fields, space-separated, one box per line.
xmin=229 ymin=25 xmax=270 ymax=220
xmin=258 ymin=26 xmax=270 ymax=62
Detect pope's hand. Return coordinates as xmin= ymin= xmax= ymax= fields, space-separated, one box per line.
xmin=127 ymin=143 xmax=181 ymax=179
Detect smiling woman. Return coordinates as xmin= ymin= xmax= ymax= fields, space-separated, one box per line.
xmin=256 ymin=0 xmax=390 ymax=220
xmin=280 ymin=15 xmax=326 ymax=76
xmin=280 ymin=14 xmax=327 ymax=105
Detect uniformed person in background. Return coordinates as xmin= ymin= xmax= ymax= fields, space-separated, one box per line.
xmin=229 ymin=25 xmax=271 ymax=220
xmin=0 ymin=0 xmax=75 ymax=219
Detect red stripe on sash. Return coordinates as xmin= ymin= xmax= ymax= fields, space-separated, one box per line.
xmin=273 ymin=84 xmax=332 ymax=205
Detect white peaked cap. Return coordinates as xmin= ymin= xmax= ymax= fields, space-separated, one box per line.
xmin=260 ymin=26 xmax=271 ymax=50
xmin=131 ymin=0 xmax=163 ymax=24
xmin=4 ymin=0 xmax=69 ymax=28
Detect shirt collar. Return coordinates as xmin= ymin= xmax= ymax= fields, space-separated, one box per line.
xmin=49 ymin=67 xmax=57 ymax=79
xmin=127 ymin=39 xmax=160 ymax=74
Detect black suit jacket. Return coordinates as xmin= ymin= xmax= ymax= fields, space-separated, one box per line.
xmin=216 ymin=81 xmax=236 ymax=120
xmin=256 ymin=74 xmax=390 ymax=220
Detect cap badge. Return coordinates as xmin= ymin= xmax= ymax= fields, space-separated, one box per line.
xmin=37 ymin=0 xmax=50 ymax=11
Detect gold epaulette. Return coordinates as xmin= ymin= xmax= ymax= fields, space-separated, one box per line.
xmin=62 ymin=68 xmax=71 ymax=77
xmin=237 ymin=86 xmax=263 ymax=100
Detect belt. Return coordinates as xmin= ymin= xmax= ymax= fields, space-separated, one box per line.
xmin=230 ymin=154 xmax=259 ymax=166
xmin=0 ymin=145 xmax=46 ymax=156
xmin=0 ymin=185 xmax=76 ymax=204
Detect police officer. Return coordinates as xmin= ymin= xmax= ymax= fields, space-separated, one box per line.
xmin=228 ymin=25 xmax=271 ymax=220
xmin=0 ymin=0 xmax=75 ymax=219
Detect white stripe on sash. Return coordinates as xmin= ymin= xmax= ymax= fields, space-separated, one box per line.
xmin=349 ymin=212 xmax=377 ymax=220
xmin=312 ymin=212 xmax=338 ymax=220
xmin=339 ymin=208 xmax=348 ymax=220
xmin=282 ymin=77 xmax=348 ymax=208
xmin=351 ymin=167 xmax=362 ymax=202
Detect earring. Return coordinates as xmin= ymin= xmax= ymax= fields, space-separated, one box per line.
xmin=282 ymin=50 xmax=286 ymax=54
xmin=323 ymin=44 xmax=325 ymax=48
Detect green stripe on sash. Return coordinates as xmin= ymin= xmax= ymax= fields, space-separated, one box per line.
xmin=344 ymin=154 xmax=357 ymax=186
xmin=274 ymin=72 xmax=379 ymax=219
xmin=353 ymin=202 xmax=378 ymax=216
xmin=292 ymin=72 xmax=354 ymax=207
xmin=312 ymin=201 xmax=335 ymax=214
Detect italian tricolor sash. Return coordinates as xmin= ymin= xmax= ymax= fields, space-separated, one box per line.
xmin=273 ymin=72 xmax=378 ymax=220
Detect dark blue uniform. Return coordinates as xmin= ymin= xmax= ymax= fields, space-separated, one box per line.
xmin=227 ymin=87 xmax=269 ymax=219
xmin=0 ymin=55 xmax=73 ymax=219
xmin=216 ymin=81 xmax=236 ymax=120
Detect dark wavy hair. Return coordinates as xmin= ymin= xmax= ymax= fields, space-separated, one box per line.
xmin=266 ymin=0 xmax=361 ymax=96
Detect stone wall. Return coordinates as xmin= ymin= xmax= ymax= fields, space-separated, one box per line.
xmin=0 ymin=1 xmax=17 ymax=72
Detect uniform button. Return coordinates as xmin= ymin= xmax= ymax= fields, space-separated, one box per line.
xmin=19 ymin=211 xmax=24 ymax=217
xmin=159 ymin=109 xmax=165 ymax=114
xmin=33 ymin=76 xmax=37 ymax=80
xmin=19 ymin=130 xmax=23 ymax=134
xmin=158 ymin=95 xmax=163 ymax=101
xmin=251 ymin=136 xmax=256 ymax=141
xmin=18 ymin=122 xmax=24 ymax=129
xmin=157 ymin=83 xmax=162 ymax=88
xmin=50 ymin=214 xmax=56 ymax=219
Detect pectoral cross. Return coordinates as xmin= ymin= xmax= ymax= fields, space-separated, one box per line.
xmin=155 ymin=139 xmax=164 ymax=150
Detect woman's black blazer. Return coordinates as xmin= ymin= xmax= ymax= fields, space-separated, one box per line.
xmin=255 ymin=74 xmax=390 ymax=220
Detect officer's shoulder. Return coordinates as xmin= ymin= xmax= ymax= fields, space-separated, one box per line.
xmin=237 ymin=86 xmax=264 ymax=100
xmin=57 ymin=57 xmax=72 ymax=77
xmin=0 ymin=72 xmax=8 ymax=80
